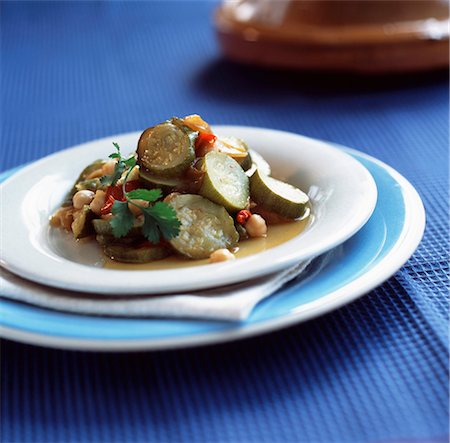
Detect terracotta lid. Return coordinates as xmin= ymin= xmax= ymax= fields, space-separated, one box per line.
xmin=215 ymin=0 xmax=450 ymax=73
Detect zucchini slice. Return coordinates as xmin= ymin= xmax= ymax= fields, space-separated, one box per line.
xmin=137 ymin=122 xmax=196 ymax=177
xmin=95 ymin=235 xmax=140 ymax=247
xmin=103 ymin=244 xmax=171 ymax=263
xmin=239 ymin=151 xmax=252 ymax=172
xmin=71 ymin=205 xmax=95 ymax=239
xmin=92 ymin=219 xmax=142 ymax=237
xmin=139 ymin=168 xmax=181 ymax=190
xmin=75 ymin=178 xmax=104 ymax=193
xmin=216 ymin=136 xmax=252 ymax=171
xmin=199 ymin=152 xmax=249 ymax=212
xmin=250 ymin=169 xmax=309 ymax=219
xmin=245 ymin=150 xmax=271 ymax=177
xmin=167 ymin=194 xmax=239 ymax=259
xmin=216 ymin=137 xmax=248 ymax=159
xmin=63 ymin=159 xmax=106 ymax=206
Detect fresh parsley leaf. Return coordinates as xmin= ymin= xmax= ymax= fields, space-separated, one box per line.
xmin=103 ymin=142 xmax=181 ymax=242
xmin=100 ymin=161 xmax=125 ymax=186
xmin=144 ymin=202 xmax=181 ymax=240
xmin=142 ymin=212 xmax=161 ymax=244
xmin=123 ymin=155 xmax=137 ymax=168
xmin=112 ymin=142 xmax=121 ymax=154
xmin=110 ymin=201 xmax=134 ymax=237
xmin=100 ymin=174 xmax=111 ymax=186
xmin=126 ymin=188 xmax=162 ymax=202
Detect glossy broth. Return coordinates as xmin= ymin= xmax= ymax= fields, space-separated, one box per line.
xmin=104 ymin=217 xmax=309 ymax=271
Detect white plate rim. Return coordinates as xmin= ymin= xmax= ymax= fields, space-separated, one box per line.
xmin=0 ymin=148 xmax=425 ymax=351
xmin=0 ymin=128 xmax=378 ymax=295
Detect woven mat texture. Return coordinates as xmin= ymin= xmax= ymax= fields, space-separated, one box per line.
xmin=1 ymin=2 xmax=448 ymax=442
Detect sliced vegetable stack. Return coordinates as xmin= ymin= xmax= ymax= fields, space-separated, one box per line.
xmin=50 ymin=114 xmax=310 ymax=263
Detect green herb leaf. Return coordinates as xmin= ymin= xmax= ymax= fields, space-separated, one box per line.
xmin=142 ymin=213 xmax=161 ymax=244
xmin=123 ymin=155 xmax=137 ymax=168
xmin=126 ymin=188 xmax=162 ymax=202
xmin=110 ymin=201 xmax=134 ymax=237
xmin=102 ymin=142 xmax=181 ymax=242
xmin=112 ymin=142 xmax=121 ymax=154
xmin=144 ymin=202 xmax=181 ymax=240
xmin=100 ymin=161 xmax=125 ymax=186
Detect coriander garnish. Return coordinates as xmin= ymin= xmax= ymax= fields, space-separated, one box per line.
xmin=101 ymin=142 xmax=181 ymax=243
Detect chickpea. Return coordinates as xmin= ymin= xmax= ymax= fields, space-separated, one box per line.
xmin=72 ymin=190 xmax=95 ymax=209
xmin=85 ymin=168 xmax=104 ymax=180
xmin=101 ymin=213 xmax=113 ymax=221
xmin=127 ymin=165 xmax=140 ymax=181
xmin=89 ymin=190 xmax=106 ymax=215
xmin=209 ymin=249 xmax=236 ymax=263
xmin=128 ymin=199 xmax=149 ymax=216
xmin=102 ymin=160 xmax=117 ymax=176
xmin=50 ymin=207 xmax=74 ymax=230
xmin=245 ymin=214 xmax=267 ymax=238
xmin=117 ymin=164 xmax=139 ymax=185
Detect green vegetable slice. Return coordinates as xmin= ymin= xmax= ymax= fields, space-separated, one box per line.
xmin=199 ymin=152 xmax=249 ymax=212
xmin=72 ymin=205 xmax=95 ymax=239
xmin=92 ymin=219 xmax=142 ymax=237
xmin=245 ymin=150 xmax=271 ymax=177
xmin=63 ymin=159 xmax=105 ymax=206
xmin=75 ymin=178 xmax=104 ymax=193
xmin=139 ymin=168 xmax=181 ymax=189
xmin=137 ymin=122 xmax=195 ymax=177
xmin=95 ymin=235 xmax=139 ymax=247
xmin=217 ymin=136 xmax=252 ymax=171
xmin=103 ymin=244 xmax=171 ymax=263
xmin=167 ymin=194 xmax=239 ymax=259
xmin=250 ymin=169 xmax=309 ymax=219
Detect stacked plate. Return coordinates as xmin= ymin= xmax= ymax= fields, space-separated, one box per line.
xmin=0 ymin=127 xmax=425 ymax=351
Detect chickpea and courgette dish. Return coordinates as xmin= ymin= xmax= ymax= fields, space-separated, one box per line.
xmin=50 ymin=115 xmax=310 ymax=264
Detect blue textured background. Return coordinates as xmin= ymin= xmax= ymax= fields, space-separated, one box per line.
xmin=1 ymin=2 xmax=448 ymax=442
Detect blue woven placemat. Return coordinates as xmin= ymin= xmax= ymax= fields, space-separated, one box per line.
xmin=1 ymin=2 xmax=448 ymax=442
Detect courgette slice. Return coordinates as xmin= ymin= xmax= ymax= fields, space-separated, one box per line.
xmin=216 ymin=137 xmax=248 ymax=159
xmin=95 ymin=235 xmax=140 ymax=247
xmin=250 ymin=169 xmax=309 ymax=219
xmin=139 ymin=168 xmax=181 ymax=189
xmin=245 ymin=150 xmax=271 ymax=177
xmin=71 ymin=205 xmax=95 ymax=239
xmin=137 ymin=122 xmax=196 ymax=177
xmin=75 ymin=178 xmax=104 ymax=193
xmin=199 ymin=152 xmax=249 ymax=212
xmin=167 ymin=194 xmax=239 ymax=259
xmin=103 ymin=244 xmax=171 ymax=263
xmin=92 ymin=219 xmax=142 ymax=237
xmin=239 ymin=151 xmax=252 ymax=171
xmin=63 ymin=159 xmax=106 ymax=206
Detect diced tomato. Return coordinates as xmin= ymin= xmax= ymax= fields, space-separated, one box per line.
xmin=195 ymin=133 xmax=217 ymax=157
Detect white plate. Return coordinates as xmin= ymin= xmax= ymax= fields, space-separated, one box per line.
xmin=0 ymin=149 xmax=425 ymax=351
xmin=0 ymin=127 xmax=377 ymax=294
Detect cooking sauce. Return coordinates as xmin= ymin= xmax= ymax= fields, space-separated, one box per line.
xmin=104 ymin=217 xmax=309 ymax=271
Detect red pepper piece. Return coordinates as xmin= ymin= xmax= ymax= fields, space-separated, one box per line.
xmin=195 ymin=133 xmax=217 ymax=157
xmin=125 ymin=180 xmax=140 ymax=192
xmin=100 ymin=195 xmax=116 ymax=215
xmin=100 ymin=185 xmax=126 ymax=215
xmin=236 ymin=210 xmax=252 ymax=225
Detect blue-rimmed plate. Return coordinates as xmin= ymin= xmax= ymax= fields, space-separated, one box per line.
xmin=0 ymin=147 xmax=424 ymax=351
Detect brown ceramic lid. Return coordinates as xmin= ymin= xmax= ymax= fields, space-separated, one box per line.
xmin=215 ymin=0 xmax=450 ymax=73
